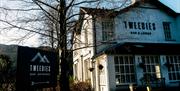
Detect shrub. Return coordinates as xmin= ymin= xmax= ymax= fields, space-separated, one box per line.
xmin=70 ymin=81 xmax=92 ymax=91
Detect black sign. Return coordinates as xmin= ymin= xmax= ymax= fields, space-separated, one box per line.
xmin=16 ymin=46 xmax=58 ymax=90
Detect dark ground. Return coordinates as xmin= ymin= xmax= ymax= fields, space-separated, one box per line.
xmin=116 ymin=87 xmax=180 ymax=91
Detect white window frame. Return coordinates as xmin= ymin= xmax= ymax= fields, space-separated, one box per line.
xmin=74 ymin=59 xmax=79 ymax=80
xmin=84 ymin=58 xmax=91 ymax=81
xmin=114 ymin=55 xmax=136 ymax=85
xmin=163 ymin=22 xmax=172 ymax=41
xmin=166 ymin=55 xmax=180 ymax=81
xmin=141 ymin=55 xmax=160 ymax=79
xmin=102 ymin=19 xmax=115 ymax=42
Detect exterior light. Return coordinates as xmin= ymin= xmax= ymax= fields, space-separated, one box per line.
xmin=98 ymin=64 xmax=104 ymax=70
xmin=89 ymin=67 xmax=94 ymax=72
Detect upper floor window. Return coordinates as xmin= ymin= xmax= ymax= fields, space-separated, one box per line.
xmin=73 ymin=44 xmax=78 ymax=57
xmin=102 ymin=19 xmax=115 ymax=42
xmin=163 ymin=22 xmax=172 ymax=41
xmin=84 ymin=29 xmax=88 ymax=46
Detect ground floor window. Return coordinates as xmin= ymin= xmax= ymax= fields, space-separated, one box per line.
xmin=74 ymin=63 xmax=78 ymax=80
xmin=73 ymin=59 xmax=79 ymax=80
xmin=166 ymin=55 xmax=180 ymax=81
xmin=84 ymin=58 xmax=91 ymax=81
xmin=113 ymin=55 xmax=180 ymax=87
xmin=141 ymin=55 xmax=160 ymax=79
xmin=114 ymin=55 xmax=136 ymax=85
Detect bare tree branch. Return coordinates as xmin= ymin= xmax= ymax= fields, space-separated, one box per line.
xmin=0 ymin=19 xmax=58 ymax=40
xmin=72 ymin=0 xmax=100 ymax=7
xmin=32 ymin=0 xmax=59 ymax=23
xmin=0 ymin=7 xmax=41 ymax=11
xmin=32 ymin=0 xmax=58 ymax=11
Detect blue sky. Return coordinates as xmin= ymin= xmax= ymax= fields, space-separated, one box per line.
xmin=159 ymin=0 xmax=180 ymax=13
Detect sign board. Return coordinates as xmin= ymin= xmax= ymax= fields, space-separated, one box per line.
xmin=16 ymin=46 xmax=58 ymax=90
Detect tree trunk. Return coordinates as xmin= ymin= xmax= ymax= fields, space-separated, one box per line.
xmin=59 ymin=0 xmax=70 ymax=91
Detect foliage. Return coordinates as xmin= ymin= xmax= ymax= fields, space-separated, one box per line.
xmin=0 ymin=55 xmax=10 ymax=74
xmin=0 ymin=54 xmax=11 ymax=80
xmin=70 ymin=81 xmax=92 ymax=91
xmin=0 ymin=54 xmax=16 ymax=91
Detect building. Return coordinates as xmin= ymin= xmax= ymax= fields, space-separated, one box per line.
xmin=73 ymin=0 xmax=180 ymax=91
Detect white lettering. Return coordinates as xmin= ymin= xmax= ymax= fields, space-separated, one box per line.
xmin=30 ymin=65 xmax=51 ymax=72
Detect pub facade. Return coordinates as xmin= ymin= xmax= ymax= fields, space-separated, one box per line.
xmin=73 ymin=0 xmax=180 ymax=91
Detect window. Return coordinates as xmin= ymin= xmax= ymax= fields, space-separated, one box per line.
xmin=163 ymin=22 xmax=172 ymax=40
xmin=74 ymin=63 xmax=78 ymax=79
xmin=141 ymin=56 xmax=160 ymax=79
xmin=114 ymin=55 xmax=136 ymax=85
xmin=166 ymin=56 xmax=180 ymax=81
xmin=84 ymin=29 xmax=88 ymax=46
xmin=73 ymin=44 xmax=78 ymax=57
xmin=102 ymin=19 xmax=114 ymax=41
xmin=84 ymin=58 xmax=91 ymax=81
xmin=74 ymin=59 xmax=80 ymax=80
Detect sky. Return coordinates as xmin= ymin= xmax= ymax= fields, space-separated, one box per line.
xmin=0 ymin=0 xmax=41 ymax=47
xmin=159 ymin=0 xmax=180 ymax=13
xmin=0 ymin=0 xmax=180 ymax=47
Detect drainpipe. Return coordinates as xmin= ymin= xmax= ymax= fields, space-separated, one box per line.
xmin=81 ymin=55 xmax=84 ymax=81
xmin=97 ymin=60 xmax=100 ymax=91
xmin=91 ymin=60 xmax=96 ymax=91
xmin=92 ymin=15 xmax=97 ymax=54
xmin=92 ymin=15 xmax=98 ymax=91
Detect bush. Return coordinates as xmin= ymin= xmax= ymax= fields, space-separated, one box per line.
xmin=70 ymin=81 xmax=92 ymax=91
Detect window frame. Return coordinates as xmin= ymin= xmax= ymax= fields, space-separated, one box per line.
xmin=163 ymin=22 xmax=172 ymax=41
xmin=141 ymin=55 xmax=161 ymax=79
xmin=74 ymin=60 xmax=79 ymax=80
xmin=114 ymin=55 xmax=136 ymax=85
xmin=166 ymin=55 xmax=180 ymax=81
xmin=102 ymin=19 xmax=115 ymax=42
xmin=84 ymin=58 xmax=91 ymax=80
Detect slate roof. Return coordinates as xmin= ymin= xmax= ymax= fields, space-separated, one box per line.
xmin=80 ymin=0 xmax=179 ymax=17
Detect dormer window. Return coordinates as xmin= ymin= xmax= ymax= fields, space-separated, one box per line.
xmin=102 ymin=19 xmax=115 ymax=42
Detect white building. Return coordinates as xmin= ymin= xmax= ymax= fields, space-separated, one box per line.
xmin=73 ymin=0 xmax=180 ymax=91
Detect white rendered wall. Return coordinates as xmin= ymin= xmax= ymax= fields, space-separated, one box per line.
xmin=94 ymin=3 xmax=180 ymax=53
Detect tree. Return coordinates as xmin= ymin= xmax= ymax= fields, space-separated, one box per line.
xmin=0 ymin=0 xmax=134 ymax=91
